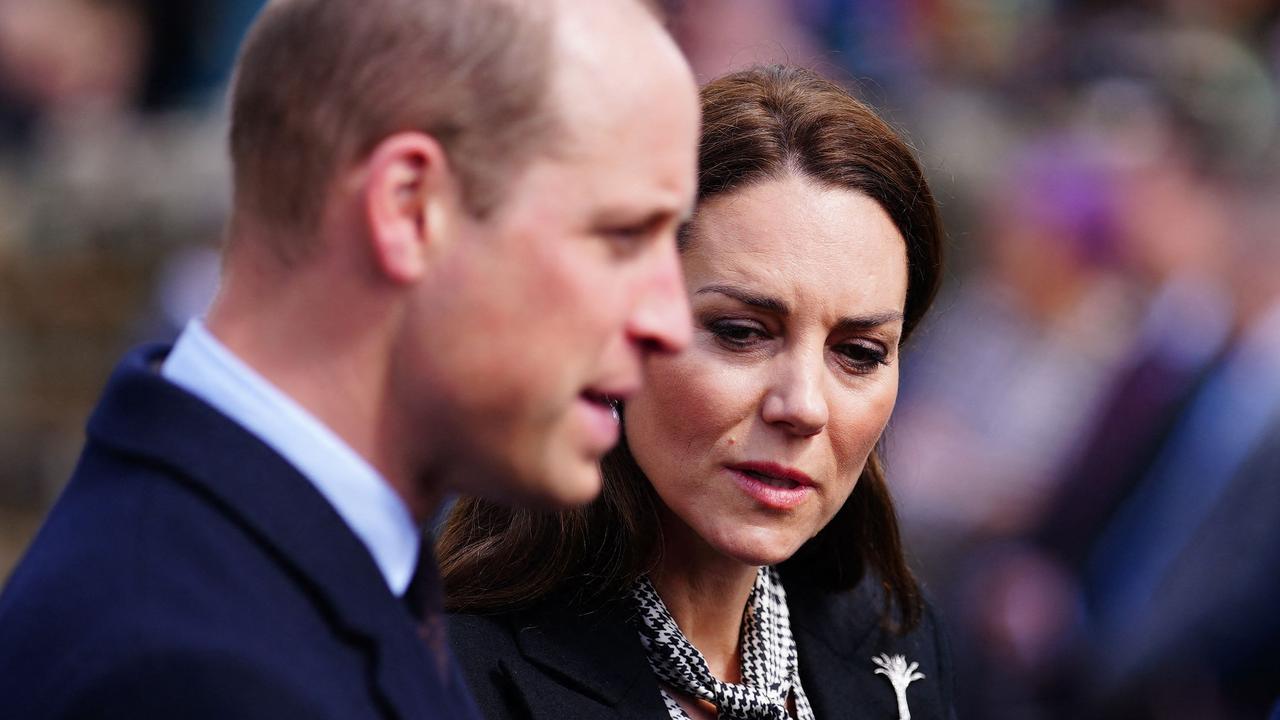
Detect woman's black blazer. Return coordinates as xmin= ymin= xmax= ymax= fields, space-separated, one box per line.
xmin=448 ymin=574 xmax=958 ymax=719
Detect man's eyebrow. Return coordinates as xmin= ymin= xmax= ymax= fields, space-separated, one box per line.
xmin=695 ymin=284 xmax=789 ymax=314
xmin=596 ymin=200 xmax=684 ymax=225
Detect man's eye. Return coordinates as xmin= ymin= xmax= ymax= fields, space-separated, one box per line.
xmin=603 ymin=214 xmax=667 ymax=244
xmin=606 ymin=225 xmax=650 ymax=242
xmin=599 ymin=223 xmax=657 ymax=257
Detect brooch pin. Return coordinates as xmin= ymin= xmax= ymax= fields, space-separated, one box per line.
xmin=872 ymin=653 xmax=925 ymax=720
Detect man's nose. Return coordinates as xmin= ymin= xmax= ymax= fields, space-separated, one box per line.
xmin=626 ymin=242 xmax=692 ymax=355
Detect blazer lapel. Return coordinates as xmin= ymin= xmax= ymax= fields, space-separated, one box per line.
xmin=788 ymin=578 xmax=901 ymax=719
xmin=788 ymin=576 xmax=951 ymax=720
xmin=87 ymin=345 xmax=449 ymax=720
xmin=509 ymin=595 xmax=669 ymax=719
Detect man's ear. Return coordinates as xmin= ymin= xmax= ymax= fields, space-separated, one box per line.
xmin=362 ymin=132 xmax=457 ymax=284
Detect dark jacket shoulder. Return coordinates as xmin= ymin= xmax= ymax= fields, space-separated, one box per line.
xmin=449 ymin=574 xmax=957 ymax=719
xmin=451 ymin=592 xmax=669 ymax=720
xmin=0 ymin=346 xmax=474 ymax=720
xmin=784 ymin=573 xmax=959 ymax=720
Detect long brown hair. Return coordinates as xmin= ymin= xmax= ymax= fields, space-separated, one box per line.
xmin=440 ymin=65 xmax=944 ymax=631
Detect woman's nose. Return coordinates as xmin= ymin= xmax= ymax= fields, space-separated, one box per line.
xmin=760 ymin=351 xmax=828 ymax=437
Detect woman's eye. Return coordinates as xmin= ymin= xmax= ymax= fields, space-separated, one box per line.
xmin=836 ymin=342 xmax=889 ymax=373
xmin=707 ymin=319 xmax=767 ymax=348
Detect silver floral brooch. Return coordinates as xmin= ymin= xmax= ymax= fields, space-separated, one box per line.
xmin=872 ymin=653 xmax=925 ymax=720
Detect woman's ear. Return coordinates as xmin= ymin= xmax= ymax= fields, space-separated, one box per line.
xmin=362 ymin=132 xmax=457 ymax=284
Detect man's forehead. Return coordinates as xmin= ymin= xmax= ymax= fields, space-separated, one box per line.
xmin=499 ymin=0 xmax=697 ymax=217
xmin=549 ymin=0 xmax=689 ymax=117
xmin=530 ymin=151 xmax=692 ymax=212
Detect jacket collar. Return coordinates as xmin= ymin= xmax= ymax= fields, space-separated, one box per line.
xmin=513 ymin=592 xmax=669 ymax=718
xmin=509 ymin=577 xmax=896 ymax=719
xmin=86 ymin=345 xmax=454 ymax=720
xmin=790 ymin=575 xmax=948 ymax=719
xmin=786 ymin=576 xmax=895 ymax=718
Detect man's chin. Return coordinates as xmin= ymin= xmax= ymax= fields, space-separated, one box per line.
xmin=527 ymin=459 xmax=603 ymax=508
xmin=463 ymin=457 xmax=603 ymax=509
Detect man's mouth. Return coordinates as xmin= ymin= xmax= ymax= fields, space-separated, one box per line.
xmin=574 ymin=389 xmax=624 ymax=453
xmin=580 ymin=389 xmax=616 ymax=412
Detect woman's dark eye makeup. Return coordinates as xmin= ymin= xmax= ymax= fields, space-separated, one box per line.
xmin=835 ymin=341 xmax=890 ymax=372
xmin=704 ymin=315 xmax=891 ymax=374
xmin=707 ymin=318 xmax=768 ymax=347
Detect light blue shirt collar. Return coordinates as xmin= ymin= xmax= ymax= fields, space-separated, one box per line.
xmin=161 ymin=320 xmax=419 ymax=595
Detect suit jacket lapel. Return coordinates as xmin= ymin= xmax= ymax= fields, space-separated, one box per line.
xmin=788 ymin=577 xmax=904 ymax=720
xmin=490 ymin=573 xmax=946 ymax=719
xmin=87 ymin=345 xmax=445 ymax=720
xmin=509 ymin=594 xmax=669 ymax=719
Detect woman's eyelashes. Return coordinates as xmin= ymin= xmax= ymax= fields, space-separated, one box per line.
xmin=707 ymin=317 xmax=770 ymax=349
xmin=704 ymin=316 xmax=892 ymax=374
xmin=834 ymin=341 xmax=890 ymax=374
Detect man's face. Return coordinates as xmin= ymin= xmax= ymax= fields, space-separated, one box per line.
xmin=403 ymin=12 xmax=699 ymax=506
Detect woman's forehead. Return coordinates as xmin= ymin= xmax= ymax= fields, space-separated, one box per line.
xmin=683 ymin=178 xmax=908 ymax=311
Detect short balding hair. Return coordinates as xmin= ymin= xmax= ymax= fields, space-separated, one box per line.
xmin=229 ymin=0 xmax=557 ymax=261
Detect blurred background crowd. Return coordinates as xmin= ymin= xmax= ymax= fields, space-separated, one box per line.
xmin=1 ymin=0 xmax=1277 ymax=717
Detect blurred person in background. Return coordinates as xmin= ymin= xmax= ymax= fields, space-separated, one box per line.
xmin=0 ymin=0 xmax=147 ymax=149
xmin=440 ymin=65 xmax=956 ymax=720
xmin=883 ymin=129 xmax=1139 ymax=717
xmin=665 ymin=0 xmax=824 ymax=81
xmin=937 ymin=129 xmax=1243 ymax=718
xmin=879 ymin=4 xmax=1280 ymax=717
xmin=0 ymin=0 xmax=246 ymax=528
xmin=0 ymin=0 xmax=699 ymax=718
xmin=1074 ymin=180 xmax=1280 ymax=719
xmin=888 ymin=132 xmax=1138 ymax=564
xmin=963 ymin=169 xmax=1280 ymax=720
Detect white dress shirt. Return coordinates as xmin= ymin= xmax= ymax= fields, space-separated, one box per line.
xmin=162 ymin=319 xmax=419 ymax=595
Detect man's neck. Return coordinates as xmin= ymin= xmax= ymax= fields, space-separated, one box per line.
xmin=204 ymin=254 xmax=439 ymax=523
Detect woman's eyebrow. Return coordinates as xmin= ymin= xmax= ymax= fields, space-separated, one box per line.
xmin=834 ymin=311 xmax=904 ymax=333
xmin=699 ymin=283 xmax=904 ymax=332
xmin=695 ymin=284 xmax=790 ymax=314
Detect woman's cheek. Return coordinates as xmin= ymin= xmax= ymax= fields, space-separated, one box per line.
xmin=651 ymin=350 xmax=747 ymax=438
xmin=831 ymin=378 xmax=899 ymax=486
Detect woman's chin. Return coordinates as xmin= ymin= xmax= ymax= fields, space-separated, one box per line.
xmin=710 ymin=532 xmax=807 ymax=568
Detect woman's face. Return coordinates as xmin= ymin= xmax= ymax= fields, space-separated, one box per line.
xmin=625 ymin=173 xmax=908 ymax=567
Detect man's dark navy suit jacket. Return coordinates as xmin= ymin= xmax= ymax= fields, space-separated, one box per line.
xmin=0 ymin=345 xmax=480 ymax=720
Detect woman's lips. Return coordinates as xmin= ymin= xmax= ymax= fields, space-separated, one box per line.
xmin=726 ymin=462 xmax=814 ymax=510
